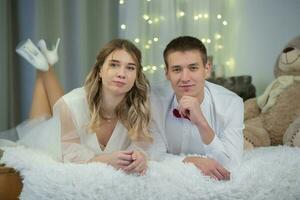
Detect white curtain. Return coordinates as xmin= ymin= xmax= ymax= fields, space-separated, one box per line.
xmin=0 ymin=0 xmax=20 ymax=130
xmin=118 ymin=0 xmax=228 ymax=82
xmin=0 ymin=0 xmax=119 ymax=130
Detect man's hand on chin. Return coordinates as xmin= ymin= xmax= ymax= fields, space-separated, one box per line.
xmin=183 ymin=156 xmax=230 ymax=181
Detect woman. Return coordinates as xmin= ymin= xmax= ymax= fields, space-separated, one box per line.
xmin=10 ymin=38 xmax=159 ymax=175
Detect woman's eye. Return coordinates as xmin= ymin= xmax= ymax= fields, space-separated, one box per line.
xmin=127 ymin=66 xmax=136 ymax=71
xmin=110 ymin=63 xmax=118 ymax=67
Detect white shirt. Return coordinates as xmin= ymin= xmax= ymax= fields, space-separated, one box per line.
xmin=150 ymin=81 xmax=244 ymax=169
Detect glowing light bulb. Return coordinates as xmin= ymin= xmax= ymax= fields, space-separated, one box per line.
xmin=120 ymin=24 xmax=126 ymax=29
xmin=119 ymin=0 xmax=124 ymax=4
xmin=148 ymin=40 xmax=152 ymax=44
xmin=178 ymin=11 xmax=185 ymax=17
xmin=143 ymin=15 xmax=149 ymax=20
xmin=204 ymin=14 xmax=208 ymax=18
xmin=145 ymin=45 xmax=150 ymax=49
xmin=215 ymin=34 xmax=221 ymax=40
xmin=152 ymin=66 xmax=157 ymax=70
xmin=201 ymin=38 xmax=206 ymax=43
xmin=222 ymin=20 xmax=228 ymax=26
xmin=194 ymin=16 xmax=199 ymax=20
xmin=153 ymin=37 xmax=159 ymax=42
xmin=148 ymin=20 xmax=153 ymax=24
xmin=217 ymin=14 xmax=222 ymax=19
xmin=198 ymin=14 xmax=203 ymax=18
xmin=134 ymin=38 xmax=140 ymax=43
xmin=206 ymin=39 xmax=211 ymax=43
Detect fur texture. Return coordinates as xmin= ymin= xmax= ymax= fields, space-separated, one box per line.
xmin=1 ymin=146 xmax=300 ymax=200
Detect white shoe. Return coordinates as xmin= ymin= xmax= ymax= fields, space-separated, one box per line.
xmin=37 ymin=38 xmax=60 ymax=66
xmin=16 ymin=39 xmax=49 ymax=71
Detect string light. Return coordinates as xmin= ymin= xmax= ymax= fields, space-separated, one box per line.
xmin=215 ymin=34 xmax=222 ymax=40
xmin=225 ymin=58 xmax=235 ymax=72
xmin=119 ymin=3 xmax=230 ymax=76
xmin=143 ymin=15 xmax=150 ymax=20
xmin=120 ymin=24 xmax=126 ymax=29
xmin=178 ymin=11 xmax=185 ymax=17
xmin=134 ymin=38 xmax=140 ymax=43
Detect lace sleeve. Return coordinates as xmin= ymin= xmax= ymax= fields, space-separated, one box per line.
xmin=53 ymin=98 xmax=95 ymax=163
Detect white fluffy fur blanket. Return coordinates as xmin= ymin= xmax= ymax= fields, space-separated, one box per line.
xmin=1 ymin=146 xmax=300 ymax=200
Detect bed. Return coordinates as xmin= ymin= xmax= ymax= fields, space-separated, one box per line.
xmin=0 ymin=145 xmax=300 ymax=200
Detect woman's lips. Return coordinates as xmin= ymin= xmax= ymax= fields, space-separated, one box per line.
xmin=112 ymin=81 xmax=126 ymax=87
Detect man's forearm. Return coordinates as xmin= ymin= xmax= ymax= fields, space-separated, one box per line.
xmin=195 ymin=118 xmax=215 ymax=144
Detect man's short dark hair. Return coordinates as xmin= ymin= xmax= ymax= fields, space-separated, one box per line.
xmin=163 ymin=36 xmax=207 ymax=68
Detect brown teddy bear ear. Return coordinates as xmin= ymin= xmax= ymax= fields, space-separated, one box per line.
xmin=283 ymin=117 xmax=300 ymax=147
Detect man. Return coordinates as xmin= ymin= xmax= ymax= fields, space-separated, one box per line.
xmin=151 ymin=36 xmax=244 ymax=180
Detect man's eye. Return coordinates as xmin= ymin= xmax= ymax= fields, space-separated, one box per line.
xmin=172 ymin=68 xmax=181 ymax=72
xmin=190 ymin=66 xmax=198 ymax=71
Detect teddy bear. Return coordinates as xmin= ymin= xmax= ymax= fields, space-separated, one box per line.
xmin=243 ymin=35 xmax=300 ymax=149
xmin=283 ymin=117 xmax=300 ymax=147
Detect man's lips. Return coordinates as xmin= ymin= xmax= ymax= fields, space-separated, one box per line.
xmin=179 ymin=84 xmax=194 ymax=88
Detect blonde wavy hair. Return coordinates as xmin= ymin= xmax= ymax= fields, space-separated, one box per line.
xmin=84 ymin=39 xmax=152 ymax=142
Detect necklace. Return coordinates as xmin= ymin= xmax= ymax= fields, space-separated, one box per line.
xmin=103 ymin=118 xmax=116 ymax=122
xmin=101 ymin=115 xmax=117 ymax=122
